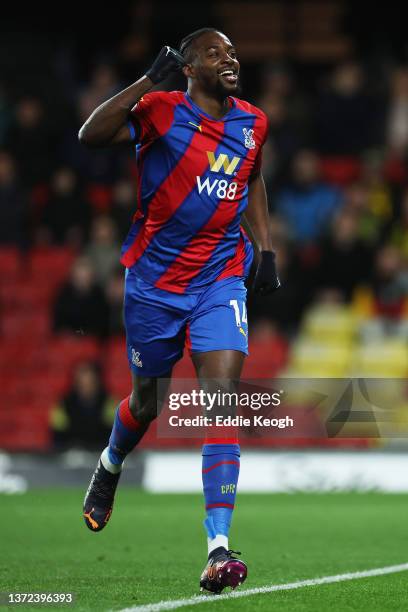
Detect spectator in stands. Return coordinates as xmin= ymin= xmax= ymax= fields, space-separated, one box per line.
xmin=386 ymin=67 xmax=408 ymax=156
xmin=342 ymin=181 xmax=386 ymax=246
xmin=268 ymin=213 xmax=292 ymax=247
xmin=78 ymin=64 xmax=121 ymax=125
xmin=53 ymin=256 xmax=110 ymax=338
xmin=317 ymin=209 xmax=373 ymax=300
xmin=360 ymin=152 xmax=394 ymax=231
xmin=248 ymin=241 xmax=304 ymax=334
xmin=258 ymin=63 xmax=312 ymax=189
xmin=40 ymin=167 xmax=90 ymax=246
xmin=0 ymin=151 xmax=27 ymax=246
xmin=371 ymin=245 xmax=408 ymax=318
xmin=84 ymin=215 xmax=120 ymax=285
xmin=390 ymin=188 xmax=408 ymax=258
xmin=105 ymin=267 xmax=125 ymax=335
xmin=50 ymin=360 xmax=114 ymax=450
xmin=117 ymin=31 xmax=150 ymax=82
xmin=355 ymin=245 xmax=408 ymax=339
xmin=259 ymin=93 xmax=301 ymax=191
xmin=0 ymin=82 xmax=11 ymax=146
xmin=275 ymin=149 xmax=342 ymax=243
xmin=60 ymin=65 xmax=125 ymax=184
xmin=111 ymin=178 xmax=136 ymax=239
xmin=250 ymin=317 xmax=279 ymax=342
xmin=4 ymin=97 xmax=57 ymax=187
xmin=262 ymin=64 xmax=311 ymax=129
xmin=315 ymin=62 xmax=379 ymax=154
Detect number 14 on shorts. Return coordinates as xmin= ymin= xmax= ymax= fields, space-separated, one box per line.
xmin=229 ymin=299 xmax=247 ymax=327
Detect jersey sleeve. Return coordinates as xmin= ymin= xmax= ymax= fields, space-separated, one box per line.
xmin=128 ymin=92 xmax=167 ymax=145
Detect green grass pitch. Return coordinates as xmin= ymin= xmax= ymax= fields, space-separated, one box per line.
xmin=0 ymin=490 xmax=407 ymax=611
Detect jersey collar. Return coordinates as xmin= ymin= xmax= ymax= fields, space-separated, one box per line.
xmin=184 ymin=92 xmax=236 ymax=122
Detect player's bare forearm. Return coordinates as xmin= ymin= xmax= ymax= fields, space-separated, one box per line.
xmin=240 ymin=214 xmax=261 ymax=264
xmin=78 ymin=76 xmax=154 ymax=148
xmin=243 ymin=172 xmax=273 ymax=256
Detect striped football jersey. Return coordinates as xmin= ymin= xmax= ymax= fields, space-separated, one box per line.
xmin=121 ymin=91 xmax=268 ymax=294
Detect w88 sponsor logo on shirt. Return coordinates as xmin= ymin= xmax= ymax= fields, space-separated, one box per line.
xmin=196 ymin=176 xmax=238 ymax=200
xmin=196 ymin=151 xmax=240 ymax=201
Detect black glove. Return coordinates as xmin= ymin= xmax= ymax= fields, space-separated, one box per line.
xmin=146 ymin=46 xmax=186 ymax=84
xmin=253 ymin=250 xmax=281 ymax=295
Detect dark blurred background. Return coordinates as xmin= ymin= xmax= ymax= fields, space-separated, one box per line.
xmin=0 ymin=0 xmax=407 ymax=453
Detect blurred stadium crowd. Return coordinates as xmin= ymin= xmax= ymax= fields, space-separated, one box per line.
xmin=0 ymin=1 xmax=407 ymax=450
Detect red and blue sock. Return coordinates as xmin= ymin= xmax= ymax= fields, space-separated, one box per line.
xmin=202 ymin=439 xmax=240 ymax=555
xmin=108 ymin=397 xmax=148 ymax=465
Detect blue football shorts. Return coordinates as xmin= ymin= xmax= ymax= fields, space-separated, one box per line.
xmin=124 ymin=268 xmax=248 ymax=377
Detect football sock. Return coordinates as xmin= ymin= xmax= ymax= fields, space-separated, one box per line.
xmin=107 ymin=396 xmax=149 ymax=469
xmin=101 ymin=446 xmax=122 ymax=474
xmin=202 ymin=441 xmax=240 ymax=556
xmin=207 ymin=534 xmax=229 ymax=556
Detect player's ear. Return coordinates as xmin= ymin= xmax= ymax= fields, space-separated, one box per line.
xmin=183 ymin=63 xmax=195 ymax=79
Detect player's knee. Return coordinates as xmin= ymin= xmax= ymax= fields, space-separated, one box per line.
xmin=129 ymin=395 xmax=157 ymax=423
xmin=129 ymin=378 xmax=158 ymax=424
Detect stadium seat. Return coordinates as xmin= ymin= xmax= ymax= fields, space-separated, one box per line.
xmin=24 ymin=373 xmax=64 ymax=401
xmin=242 ymin=338 xmax=289 ymax=378
xmin=0 ymin=409 xmax=50 ymax=450
xmin=290 ymin=339 xmax=352 ymax=376
xmin=86 ymin=184 xmax=113 ymax=213
xmin=106 ymin=337 xmax=127 ymax=356
xmin=0 ymin=339 xmax=52 ymax=375
xmin=28 ymin=247 xmax=76 ymax=283
xmin=1 ymin=312 xmax=50 ymax=338
xmin=104 ymin=354 xmax=128 ymax=370
xmin=172 ymin=355 xmax=196 ymax=378
xmin=0 ymin=411 xmax=17 ymax=437
xmin=0 ymin=247 xmax=22 ymax=280
xmin=352 ymin=340 xmax=408 ymax=377
xmin=0 ymin=341 xmax=21 ymax=366
xmin=0 ymin=376 xmax=19 ymax=404
xmin=302 ymin=304 xmax=357 ymax=345
xmin=48 ymin=335 xmax=100 ymax=368
xmin=0 ymin=280 xmax=53 ymax=312
xmin=320 ymin=156 xmax=362 ymax=186
xmin=104 ymin=368 xmax=131 ymax=398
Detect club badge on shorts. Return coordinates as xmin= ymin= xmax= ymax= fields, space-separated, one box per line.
xmin=131 ymin=349 xmax=143 ymax=368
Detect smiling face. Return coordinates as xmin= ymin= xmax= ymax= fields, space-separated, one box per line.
xmin=183 ymin=31 xmax=240 ymax=97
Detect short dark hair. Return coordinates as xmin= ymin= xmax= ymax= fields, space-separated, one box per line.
xmin=179 ymin=27 xmax=222 ymax=61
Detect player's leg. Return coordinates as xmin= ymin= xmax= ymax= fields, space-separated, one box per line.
xmin=83 ymin=272 xmax=186 ymax=532
xmin=83 ymin=372 xmax=170 ymax=532
xmin=193 ymin=350 xmax=247 ymax=592
xmin=107 ymin=371 xmax=170 ymax=469
xmin=189 ymin=277 xmax=249 ymax=592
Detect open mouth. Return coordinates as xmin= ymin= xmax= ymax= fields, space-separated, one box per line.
xmin=218 ymin=69 xmax=238 ymax=84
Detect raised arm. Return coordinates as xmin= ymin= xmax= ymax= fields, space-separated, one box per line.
xmin=243 ymin=172 xmax=280 ymax=295
xmin=78 ymin=76 xmax=153 ymax=148
xmin=78 ymin=46 xmax=186 ymax=148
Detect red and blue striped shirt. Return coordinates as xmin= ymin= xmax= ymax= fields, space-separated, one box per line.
xmin=121 ymin=90 xmax=268 ymax=294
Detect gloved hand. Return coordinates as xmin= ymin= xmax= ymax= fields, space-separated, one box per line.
xmin=253 ymin=250 xmax=281 ymax=295
xmin=146 ymin=46 xmax=186 ymax=84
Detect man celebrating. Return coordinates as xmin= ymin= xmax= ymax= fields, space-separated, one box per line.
xmin=79 ymin=28 xmax=279 ymax=594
